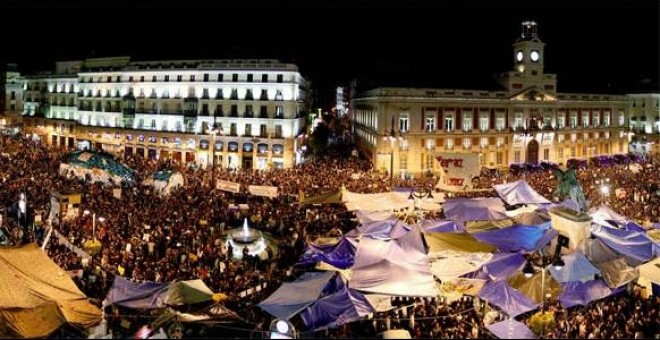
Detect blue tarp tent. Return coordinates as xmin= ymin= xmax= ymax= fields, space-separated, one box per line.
xmin=443 ymin=198 xmax=509 ymax=222
xmin=549 ymin=251 xmax=601 ymax=283
xmin=493 ymin=180 xmax=551 ymax=206
xmin=64 ymin=150 xmax=135 ymax=182
xmin=558 ymin=280 xmax=616 ymax=308
xmin=105 ymin=276 xmax=169 ymax=309
xmin=258 ymin=272 xmax=336 ymax=320
xmin=487 ymin=319 xmax=537 ymax=339
xmin=420 ymin=220 xmax=466 ymax=233
xmin=355 ymin=219 xmax=401 ymax=240
xmin=465 ymin=253 xmax=527 ymax=281
xmin=297 ymin=237 xmax=358 ymax=269
xmin=591 ymin=224 xmax=658 ymax=266
xmin=477 ymin=280 xmax=538 ymax=317
xmin=300 ymin=275 xmax=374 ymax=330
xmin=474 ymin=226 xmax=557 ymax=253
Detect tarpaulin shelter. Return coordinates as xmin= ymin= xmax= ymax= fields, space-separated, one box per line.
xmin=466 ymin=253 xmax=527 ymax=281
xmin=352 ymin=219 xmax=405 ymax=240
xmin=343 ymin=190 xmax=441 ymax=212
xmin=549 ymin=251 xmax=601 ymax=283
xmin=594 ymin=258 xmax=638 ymax=288
xmin=486 ymin=319 xmax=537 ymax=339
xmin=589 ymin=204 xmax=628 ymax=227
xmin=0 ymin=243 xmax=101 ymax=338
xmin=297 ymin=237 xmax=358 ymax=269
xmin=473 ymin=226 xmax=557 ymax=253
xmin=60 ymin=150 xmax=135 ymax=184
xmin=355 ymin=211 xmax=396 ymax=224
xmin=350 ymin=228 xmax=439 ymax=297
xmin=105 ymin=276 xmax=169 ymax=309
xmin=144 ymin=170 xmax=185 ymax=196
xmin=590 ymin=224 xmax=658 ymax=266
xmin=258 ymin=271 xmax=336 ymax=320
xmin=465 ymin=219 xmax=515 ymax=234
xmin=576 ymin=238 xmax=620 ymax=264
xmin=511 ymin=211 xmax=551 ymax=226
xmin=493 ymin=180 xmax=552 ymax=206
xmin=430 ymin=253 xmax=493 ymax=281
xmin=164 ymin=280 xmax=215 ymax=306
xmin=424 ymin=232 xmax=497 ymax=258
xmin=508 ymin=272 xmax=563 ymax=304
xmin=420 ymin=219 xmax=466 ymax=233
xmin=300 ymin=275 xmax=374 ymax=330
xmin=558 ymin=280 xmax=615 ymax=308
xmin=444 ymin=203 xmax=509 ymax=223
xmin=637 ymin=256 xmax=660 ymax=298
xmin=477 ymin=280 xmax=538 ymax=317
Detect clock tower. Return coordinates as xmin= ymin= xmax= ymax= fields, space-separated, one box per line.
xmin=498 ymin=21 xmax=557 ymax=95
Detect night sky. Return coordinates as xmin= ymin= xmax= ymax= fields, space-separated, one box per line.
xmin=2 ymin=1 xmax=658 ymax=109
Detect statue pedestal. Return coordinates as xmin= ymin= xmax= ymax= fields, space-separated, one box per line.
xmin=548 ymin=207 xmax=592 ymax=253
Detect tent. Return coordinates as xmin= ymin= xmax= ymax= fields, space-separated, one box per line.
xmin=164 ymin=280 xmax=215 ymax=306
xmin=443 ymin=197 xmax=509 ymax=222
xmin=297 ymin=237 xmax=358 ymax=270
xmin=590 ymin=224 xmax=658 ymax=266
xmin=430 ymin=253 xmax=493 ymax=281
xmin=0 ymin=243 xmax=101 ymax=338
xmin=473 ymin=226 xmax=558 ymax=253
xmin=258 ymin=271 xmax=336 ymax=320
xmin=589 ymin=204 xmax=628 ymax=226
xmin=548 ymin=251 xmax=601 ymax=283
xmin=558 ymin=280 xmax=615 ymax=308
xmin=60 ymin=150 xmax=134 ymax=184
xmin=594 ymin=258 xmax=638 ymax=289
xmin=576 ymin=238 xmax=620 ymax=265
xmin=493 ymin=180 xmax=552 ymax=206
xmin=424 ymin=232 xmax=497 ymax=258
xmin=464 ymin=219 xmax=514 ymax=233
xmin=350 ymin=228 xmax=439 ymax=297
xmin=508 ymin=272 xmax=563 ymax=304
xmin=355 ymin=210 xmax=396 ymax=224
xmin=144 ymin=170 xmax=185 ymax=196
xmin=476 ymin=253 xmax=527 ymax=281
xmin=343 ymin=190 xmax=442 ymax=212
xmin=420 ymin=219 xmax=466 ymax=233
xmin=353 ymin=219 xmax=411 ymax=240
xmin=511 ymin=211 xmax=551 ymax=226
xmin=637 ymin=256 xmax=660 ymax=298
xmin=477 ymin=280 xmax=538 ymax=317
xmin=486 ymin=319 xmax=537 ymax=339
xmin=105 ymin=276 xmax=169 ymax=309
xmin=300 ymin=275 xmax=374 ymax=330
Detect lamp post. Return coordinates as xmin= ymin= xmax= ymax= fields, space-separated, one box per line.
xmin=595 ymin=178 xmax=610 ymax=205
xmin=407 ymin=186 xmax=435 ymax=222
xmin=83 ymin=210 xmax=104 ymax=240
xmin=209 ymin=125 xmax=219 ymax=169
xmin=382 ymin=117 xmax=403 ymax=188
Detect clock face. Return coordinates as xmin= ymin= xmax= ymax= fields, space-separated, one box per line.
xmin=530 ymin=50 xmax=540 ymax=62
xmin=516 ymin=51 xmax=523 ymax=62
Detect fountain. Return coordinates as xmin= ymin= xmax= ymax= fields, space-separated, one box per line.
xmin=227 ymin=218 xmax=266 ymax=260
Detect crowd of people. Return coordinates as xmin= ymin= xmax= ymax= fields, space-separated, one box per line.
xmin=0 ymin=133 xmax=658 ymax=339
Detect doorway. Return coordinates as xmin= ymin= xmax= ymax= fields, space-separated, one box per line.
xmin=526 ymin=139 xmax=539 ymax=164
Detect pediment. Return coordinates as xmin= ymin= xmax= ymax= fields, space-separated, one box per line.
xmin=509 ymin=86 xmax=556 ymax=102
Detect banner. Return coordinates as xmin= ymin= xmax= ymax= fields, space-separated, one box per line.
xmin=435 ymin=152 xmax=480 ymax=189
xmin=248 ymin=185 xmax=278 ymax=198
xmin=216 ymin=179 xmax=241 ymax=193
xmin=113 ymin=188 xmax=122 ymax=199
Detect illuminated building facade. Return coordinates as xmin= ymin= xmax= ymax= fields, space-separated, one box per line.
xmin=352 ymin=21 xmax=640 ymax=177
xmin=14 ymin=57 xmax=310 ymax=169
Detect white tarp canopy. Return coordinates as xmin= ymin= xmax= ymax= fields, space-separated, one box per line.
xmin=493 ymin=180 xmax=551 ymax=206
xmin=350 ymin=228 xmax=439 ymax=297
xmin=430 ymin=253 xmax=493 ymax=281
xmin=549 ymin=251 xmax=601 ymax=283
xmin=637 ymin=256 xmax=660 ymax=285
xmin=343 ymin=190 xmax=442 ymax=212
xmin=589 ymin=204 xmax=628 ymax=227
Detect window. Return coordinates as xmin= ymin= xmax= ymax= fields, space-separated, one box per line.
xmin=571 ymin=133 xmax=577 ymax=142
xmin=558 ymin=134 xmax=565 ymax=143
xmin=496 ymin=136 xmax=504 ymax=147
xmin=245 ymin=105 xmax=253 ymax=117
xmin=203 ymin=74 xmax=209 ymax=82
xmin=277 ymin=74 xmax=283 ymax=83
xmin=230 ymin=105 xmax=238 ymax=116
xmin=232 ymin=74 xmax=238 ymax=82
xmin=10 ymin=91 xmax=15 ymax=100
xmin=202 ymin=88 xmax=209 ymax=99
xmin=463 ymin=138 xmax=471 ymax=149
xmin=425 ymin=154 xmax=434 ymax=170
xmin=106 ymin=76 xmax=112 ymax=82
xmin=262 ymin=74 xmax=268 ymax=82
xmin=399 ymin=115 xmax=409 ymax=132
xmin=496 ymin=116 xmax=505 ymax=131
xmin=592 ymin=114 xmax=600 ymax=127
xmin=245 ymin=123 xmax=252 ymax=136
xmin=445 ymin=138 xmax=454 ymax=149
xmin=543 ymin=113 xmax=552 ymax=127
xmin=245 ymin=89 xmax=254 ymax=101
xmin=557 ymin=116 xmax=565 ymax=129
xmin=218 ymin=74 xmax=223 ymax=81
xmin=514 ymin=150 xmax=521 ymax=163
xmin=260 ymin=124 xmax=267 ymax=137
xmin=570 ymin=113 xmax=577 ymax=128
xmin=444 ymin=115 xmax=454 ymax=131
xmin=603 ymin=113 xmax=610 ymax=126
xmin=177 ymin=75 xmax=182 ymax=82
xmin=190 ymin=75 xmax=195 ymax=82
xmin=164 ymin=75 xmax=169 ymax=82
xmin=216 ymin=89 xmax=223 ymax=100
xmin=582 ymin=115 xmax=589 ymax=127
xmin=514 ymin=112 xmax=523 ymax=129
xmin=462 ymin=113 xmax=472 ymax=132
xmin=140 ymin=76 xmax=145 ymax=82
xmin=230 ymin=89 xmax=238 ymax=100
xmin=247 ymin=74 xmax=253 ymax=82
xmin=260 ymin=105 xmax=268 ymax=118
xmin=275 ymin=106 xmax=283 ymax=118
xmin=480 ymin=116 xmax=489 ymax=131
xmin=618 ymin=112 xmax=625 ymax=126
xmin=425 ymin=117 xmax=435 ymax=132
xmin=230 ymin=123 xmax=237 ymax=136
xmin=480 ymin=137 xmax=488 ymax=148
xmin=275 ymin=124 xmax=282 ymax=138
xmin=557 ymin=148 xmax=563 ymax=160
xmin=543 ymin=149 xmax=549 ymax=161
xmin=161 ymin=120 xmax=168 ymax=131
xmin=152 ymin=75 xmax=157 ymax=82
xmin=570 ymin=147 xmax=576 ymax=158
xmin=582 ymin=145 xmax=587 ymax=157
xmin=275 ymin=90 xmax=283 ymax=101
xmin=260 ymin=89 xmax=268 ymax=101
xmin=151 ymin=119 xmax=156 ymax=129
xmin=399 ymin=153 xmax=408 ymax=171
xmin=215 ymin=104 xmax=223 ymax=116
xmin=201 ymin=103 xmax=209 ymax=114
xmin=496 ymin=152 xmax=503 ymax=164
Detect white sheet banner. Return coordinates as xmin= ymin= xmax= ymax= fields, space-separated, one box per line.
xmin=435 ymin=152 xmax=480 ymax=189
xmin=216 ymin=179 xmax=241 ymax=193
xmin=248 ymin=185 xmax=278 ymax=198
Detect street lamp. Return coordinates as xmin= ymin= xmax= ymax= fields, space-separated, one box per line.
xmin=595 ymin=178 xmax=610 ymax=205
xmin=83 ymin=210 xmax=104 ymax=240
xmin=522 ymin=240 xmax=565 ymax=325
xmin=382 ymin=117 xmax=404 ymax=187
xmin=407 ymin=186 xmax=435 ymax=221
xmin=209 ymin=124 xmax=220 ymax=169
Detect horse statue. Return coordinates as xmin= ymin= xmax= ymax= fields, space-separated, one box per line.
xmin=554 ymin=167 xmax=588 ymax=213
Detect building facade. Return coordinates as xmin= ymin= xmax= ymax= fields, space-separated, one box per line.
xmin=628 ymin=93 xmax=660 ymax=156
xmin=352 ymin=21 xmax=639 ymax=177
xmin=10 ymin=57 xmax=310 ymax=169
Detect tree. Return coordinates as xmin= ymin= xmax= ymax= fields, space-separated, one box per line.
xmin=309 ymin=122 xmax=330 ymax=154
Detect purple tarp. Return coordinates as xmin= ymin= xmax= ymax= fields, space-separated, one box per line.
xmin=558 ymin=280 xmax=614 ymax=308
xmin=493 ymin=180 xmax=551 ymax=206
xmin=477 ymin=280 xmax=538 ymax=317
xmin=487 ymin=319 xmax=537 ymax=339
xmin=473 ymin=226 xmax=557 ymax=253
xmin=591 ymin=224 xmax=658 ymax=266
xmin=443 ymin=198 xmax=509 ymax=222
xmin=105 ymin=276 xmax=169 ymax=309
xmin=548 ymin=251 xmax=601 ymax=283
xmin=355 ymin=219 xmax=402 ymax=240
xmin=420 ymin=220 xmax=466 ymax=233
xmin=300 ymin=275 xmax=374 ymax=330
xmin=464 ymin=253 xmax=527 ymax=281
xmin=297 ymin=237 xmax=358 ymax=269
xmin=258 ymin=271 xmax=336 ymax=320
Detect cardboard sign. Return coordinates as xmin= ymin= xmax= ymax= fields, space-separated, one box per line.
xmin=217 ymin=180 xmax=241 ymax=193
xmin=248 ymin=185 xmax=278 ymax=198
